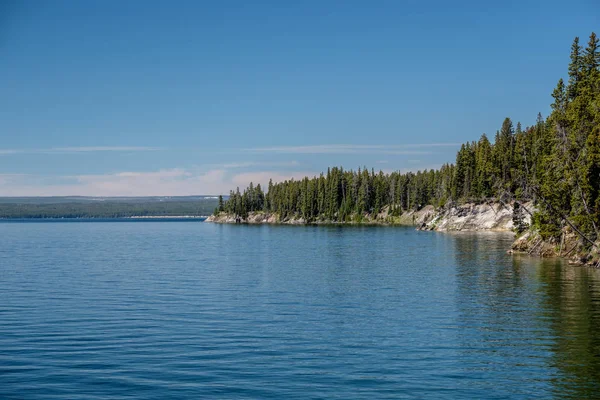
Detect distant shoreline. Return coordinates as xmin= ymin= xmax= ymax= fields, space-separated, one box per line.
xmin=0 ymin=197 xmax=219 ymax=219
xmin=127 ymin=215 xmax=208 ymax=219
xmin=0 ymin=216 xmax=208 ymax=220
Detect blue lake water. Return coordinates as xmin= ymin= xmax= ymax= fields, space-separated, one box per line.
xmin=1 ymin=221 xmax=600 ymax=399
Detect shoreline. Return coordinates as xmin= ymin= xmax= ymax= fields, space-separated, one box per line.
xmin=0 ymin=215 xmax=208 ymax=220
xmin=510 ymin=228 xmax=600 ymax=268
xmin=205 ymin=206 xmax=436 ymax=228
xmin=206 ymin=202 xmax=525 ymax=232
xmin=206 ymin=203 xmax=598 ymax=268
xmin=127 ymin=215 xmax=208 ymax=219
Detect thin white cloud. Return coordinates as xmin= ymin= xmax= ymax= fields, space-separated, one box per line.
xmin=0 ymin=168 xmax=317 ymax=196
xmin=52 ymin=146 xmax=162 ymax=152
xmin=378 ymin=150 xmax=430 ymax=155
xmin=393 ymin=143 xmax=461 ymax=148
xmin=242 ymin=143 xmax=459 ymax=154
xmin=0 ymin=146 xmax=162 ymax=155
xmin=0 ymin=169 xmax=226 ymax=196
xmin=216 ymin=160 xmax=300 ymax=169
xmin=231 ymin=171 xmax=316 ymax=188
xmin=0 ymin=161 xmax=457 ymax=196
xmin=401 ymin=164 xmax=445 ymax=173
xmin=0 ymin=174 xmax=29 ymax=185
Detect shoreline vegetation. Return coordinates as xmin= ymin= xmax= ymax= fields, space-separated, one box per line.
xmin=210 ymin=32 xmax=600 ymax=268
xmin=207 ymin=201 xmax=530 ymax=232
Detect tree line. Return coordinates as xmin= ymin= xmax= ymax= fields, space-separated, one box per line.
xmin=0 ymin=199 xmax=218 ymax=218
xmin=219 ymin=33 xmax=600 ymax=244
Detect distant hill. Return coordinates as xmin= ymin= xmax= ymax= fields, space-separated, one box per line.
xmin=0 ymin=196 xmax=224 ymax=218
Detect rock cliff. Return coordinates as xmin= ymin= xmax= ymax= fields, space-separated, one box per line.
xmin=419 ymin=202 xmax=533 ymax=232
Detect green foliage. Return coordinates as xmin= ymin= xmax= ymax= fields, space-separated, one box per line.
xmin=223 ymin=32 xmax=600 ymax=238
xmin=512 ymin=202 xmax=528 ymax=234
xmin=532 ymin=211 xmax=562 ymax=240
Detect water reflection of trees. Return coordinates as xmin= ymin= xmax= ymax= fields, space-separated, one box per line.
xmin=452 ymin=233 xmax=549 ymax=397
xmin=533 ymin=257 xmax=600 ymax=399
xmin=452 ymin=233 xmax=600 ymax=398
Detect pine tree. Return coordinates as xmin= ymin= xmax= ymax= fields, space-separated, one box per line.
xmin=583 ymin=32 xmax=599 ymax=73
xmin=217 ymin=32 xmax=600 ymax=242
xmin=568 ymin=37 xmax=583 ymax=100
xmin=584 ymin=127 xmax=600 ymax=238
xmin=512 ymin=201 xmax=528 ymax=234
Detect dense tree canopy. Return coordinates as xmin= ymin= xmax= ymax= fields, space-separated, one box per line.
xmin=222 ymin=33 xmax=600 ymax=244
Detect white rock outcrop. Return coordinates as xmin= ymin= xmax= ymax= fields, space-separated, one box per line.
xmin=421 ymin=202 xmax=533 ymax=232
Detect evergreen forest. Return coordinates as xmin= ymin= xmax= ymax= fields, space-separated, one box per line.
xmin=219 ymin=33 xmax=600 ymax=245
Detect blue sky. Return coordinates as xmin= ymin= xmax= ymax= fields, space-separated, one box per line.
xmin=1 ymin=0 xmax=598 ymax=196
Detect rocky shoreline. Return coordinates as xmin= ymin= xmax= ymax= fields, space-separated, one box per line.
xmin=205 ymin=205 xmax=436 ymax=227
xmin=418 ymin=201 xmax=533 ymax=232
xmin=206 ymin=202 xmax=599 ymax=267
xmin=510 ymin=227 xmax=600 ymax=267
xmin=206 ymin=201 xmax=530 ymax=232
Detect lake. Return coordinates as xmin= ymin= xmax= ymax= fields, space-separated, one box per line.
xmin=1 ymin=221 xmax=600 ymax=399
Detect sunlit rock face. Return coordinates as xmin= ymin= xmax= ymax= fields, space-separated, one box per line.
xmin=421 ymin=202 xmax=534 ymax=232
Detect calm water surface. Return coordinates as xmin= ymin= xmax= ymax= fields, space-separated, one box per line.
xmin=1 ymin=221 xmax=600 ymax=399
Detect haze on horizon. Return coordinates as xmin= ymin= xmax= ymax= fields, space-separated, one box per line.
xmin=1 ymin=0 xmax=598 ymax=196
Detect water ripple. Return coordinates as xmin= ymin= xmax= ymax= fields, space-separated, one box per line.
xmin=1 ymin=222 xmax=600 ymax=399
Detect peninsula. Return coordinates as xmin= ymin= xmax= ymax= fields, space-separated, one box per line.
xmin=208 ymin=32 xmax=600 ymax=267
